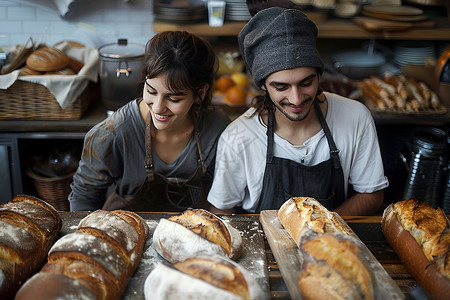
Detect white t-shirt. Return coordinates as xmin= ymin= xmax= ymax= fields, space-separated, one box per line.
xmin=207 ymin=92 xmax=389 ymax=212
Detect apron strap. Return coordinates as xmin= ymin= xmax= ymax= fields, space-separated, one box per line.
xmin=266 ymin=108 xmax=275 ymax=163
xmin=314 ymin=98 xmax=342 ymax=169
xmin=194 ymin=127 xmax=207 ymax=174
xmin=144 ymin=112 xmax=155 ymax=181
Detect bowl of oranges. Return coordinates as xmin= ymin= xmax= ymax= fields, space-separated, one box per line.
xmin=213 ymin=72 xmax=256 ymax=108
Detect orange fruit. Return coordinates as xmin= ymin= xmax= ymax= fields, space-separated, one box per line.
xmin=216 ymin=75 xmax=234 ymax=93
xmin=225 ymin=86 xmax=247 ymax=106
xmin=230 ymin=72 xmax=249 ymax=89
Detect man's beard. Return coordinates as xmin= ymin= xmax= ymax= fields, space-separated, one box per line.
xmin=271 ymin=96 xmax=315 ymax=122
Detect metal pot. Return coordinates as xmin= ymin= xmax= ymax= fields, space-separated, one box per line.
xmin=98 ymin=39 xmax=145 ymax=111
xmin=332 ymin=50 xmax=386 ymax=79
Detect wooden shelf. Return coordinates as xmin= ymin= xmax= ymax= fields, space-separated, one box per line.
xmin=153 ymin=16 xmax=450 ymax=41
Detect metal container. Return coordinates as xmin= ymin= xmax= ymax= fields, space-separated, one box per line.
xmin=402 ymin=127 xmax=448 ymax=208
xmin=98 ymin=39 xmax=145 ymax=111
xmin=332 ymin=50 xmax=386 ymax=79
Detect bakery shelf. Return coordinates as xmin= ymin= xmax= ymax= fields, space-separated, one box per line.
xmin=153 ymin=16 xmax=450 ymax=41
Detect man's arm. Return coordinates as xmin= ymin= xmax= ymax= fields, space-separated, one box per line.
xmin=334 ymin=190 xmax=384 ymax=216
xmin=207 ymin=203 xmax=235 ymax=214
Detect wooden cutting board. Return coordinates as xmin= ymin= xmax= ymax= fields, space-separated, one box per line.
xmin=259 ymin=210 xmax=404 ymax=300
xmin=354 ymin=16 xmax=436 ymax=32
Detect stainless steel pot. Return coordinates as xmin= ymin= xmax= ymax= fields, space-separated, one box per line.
xmin=98 ymin=39 xmax=145 ymax=111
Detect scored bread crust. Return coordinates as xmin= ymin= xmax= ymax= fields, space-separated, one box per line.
xmin=382 ymin=201 xmax=450 ymax=300
xmin=15 ymin=209 xmax=149 ymax=300
xmin=298 ymin=232 xmax=375 ymax=300
xmin=152 ymin=209 xmax=243 ymax=263
xmin=277 ymin=197 xmax=351 ymax=246
xmin=0 ymin=195 xmax=62 ymax=299
xmin=26 ymin=47 xmax=69 ymax=72
xmin=144 ymin=255 xmax=268 ymax=300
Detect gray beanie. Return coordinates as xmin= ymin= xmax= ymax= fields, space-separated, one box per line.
xmin=238 ymin=7 xmax=324 ymax=88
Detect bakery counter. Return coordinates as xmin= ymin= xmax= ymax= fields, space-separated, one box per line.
xmin=55 ymin=212 xmax=418 ymax=300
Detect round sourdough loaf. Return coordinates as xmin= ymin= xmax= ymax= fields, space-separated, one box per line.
xmin=144 ymin=255 xmax=269 ymax=300
xmin=26 ymin=47 xmax=69 ymax=72
xmin=152 ymin=209 xmax=243 ymax=263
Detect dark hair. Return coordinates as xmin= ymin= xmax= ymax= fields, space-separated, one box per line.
xmin=142 ymin=31 xmax=217 ymax=110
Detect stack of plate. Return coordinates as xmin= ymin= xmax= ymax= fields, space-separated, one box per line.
xmin=362 ymin=4 xmax=427 ymax=22
xmin=393 ymin=41 xmax=436 ymax=66
xmin=153 ymin=0 xmax=207 ymax=24
xmin=224 ymin=0 xmax=251 ymax=21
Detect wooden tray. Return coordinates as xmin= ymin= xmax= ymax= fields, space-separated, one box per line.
xmin=260 ymin=210 xmax=404 ymax=300
xmin=57 ymin=212 xmax=269 ymax=300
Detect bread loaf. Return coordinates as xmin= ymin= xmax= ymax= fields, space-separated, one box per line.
xmin=382 ymin=199 xmax=450 ymax=300
xmin=19 ymin=65 xmax=43 ymax=75
xmin=277 ymin=197 xmax=351 ymax=246
xmin=15 ymin=209 xmax=149 ymax=300
xmin=144 ymin=255 xmax=269 ymax=300
xmin=26 ymin=47 xmax=69 ymax=72
xmin=0 ymin=195 xmax=62 ymax=299
xmin=298 ymin=232 xmax=375 ymax=300
xmin=67 ymin=56 xmax=84 ymax=73
xmin=152 ymin=208 xmax=243 ymax=263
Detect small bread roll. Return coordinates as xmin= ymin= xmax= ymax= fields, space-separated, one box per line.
xmin=20 ymin=65 xmax=43 ymax=75
xmin=45 ymin=67 xmax=75 ymax=75
xmin=144 ymin=255 xmax=269 ymax=300
xmin=26 ymin=47 xmax=69 ymax=72
xmin=152 ymin=208 xmax=243 ymax=263
xmin=68 ymin=56 xmax=84 ymax=73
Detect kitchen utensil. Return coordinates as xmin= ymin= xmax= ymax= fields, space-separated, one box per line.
xmin=400 ymin=127 xmax=448 ymax=208
xmin=332 ymin=50 xmax=386 ymax=79
xmin=98 ymin=39 xmax=145 ymax=111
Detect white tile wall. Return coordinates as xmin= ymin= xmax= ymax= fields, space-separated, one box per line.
xmin=0 ymin=0 xmax=155 ymax=48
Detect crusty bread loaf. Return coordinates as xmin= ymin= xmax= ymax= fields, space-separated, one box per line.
xmin=152 ymin=208 xmax=243 ymax=263
xmin=382 ymin=200 xmax=450 ymax=300
xmin=67 ymin=56 xmax=84 ymax=73
xmin=45 ymin=67 xmax=75 ymax=75
xmin=298 ymin=233 xmax=375 ymax=300
xmin=19 ymin=65 xmax=43 ymax=75
xmin=26 ymin=47 xmax=69 ymax=72
xmin=15 ymin=209 xmax=149 ymax=300
xmin=144 ymin=255 xmax=269 ymax=300
xmin=277 ymin=197 xmax=351 ymax=246
xmin=0 ymin=195 xmax=62 ymax=299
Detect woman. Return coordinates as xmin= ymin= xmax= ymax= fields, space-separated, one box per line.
xmin=69 ymin=31 xmax=230 ymax=212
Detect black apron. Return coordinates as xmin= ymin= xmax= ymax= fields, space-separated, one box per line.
xmin=102 ymin=112 xmax=207 ymax=212
xmin=256 ymin=98 xmax=345 ymax=212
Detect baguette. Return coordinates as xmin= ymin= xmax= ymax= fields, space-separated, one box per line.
xmin=277 ymin=197 xmax=351 ymax=246
xmin=26 ymin=47 xmax=69 ymax=72
xmin=0 ymin=195 xmax=62 ymax=299
xmin=15 ymin=209 xmax=149 ymax=300
xmin=152 ymin=208 xmax=243 ymax=263
xmin=144 ymin=255 xmax=269 ymax=300
xmin=298 ymin=232 xmax=375 ymax=300
xmin=381 ymin=200 xmax=450 ymax=300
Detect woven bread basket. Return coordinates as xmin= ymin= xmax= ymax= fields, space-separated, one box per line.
xmin=26 ymin=169 xmax=74 ymax=211
xmin=0 ymin=80 xmax=94 ymax=120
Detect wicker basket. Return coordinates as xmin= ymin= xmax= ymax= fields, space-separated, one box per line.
xmin=0 ymin=80 xmax=94 ymax=120
xmin=26 ymin=169 xmax=74 ymax=211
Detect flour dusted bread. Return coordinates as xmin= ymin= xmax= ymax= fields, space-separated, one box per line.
xmin=144 ymin=255 xmax=269 ymax=300
xmin=298 ymin=232 xmax=375 ymax=300
xmin=277 ymin=197 xmax=351 ymax=246
xmin=0 ymin=195 xmax=62 ymax=299
xmin=15 ymin=209 xmax=149 ymax=300
xmin=152 ymin=208 xmax=243 ymax=263
xmin=26 ymin=47 xmax=69 ymax=72
xmin=382 ymin=199 xmax=450 ymax=300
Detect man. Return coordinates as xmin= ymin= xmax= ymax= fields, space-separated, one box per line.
xmin=206 ymin=7 xmax=388 ymax=215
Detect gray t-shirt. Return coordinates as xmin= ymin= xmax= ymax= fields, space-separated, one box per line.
xmin=69 ymin=99 xmax=230 ymax=211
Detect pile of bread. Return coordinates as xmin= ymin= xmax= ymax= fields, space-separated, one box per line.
xmin=20 ymin=45 xmax=84 ymax=76
xmin=277 ymin=196 xmax=449 ymax=300
xmin=0 ymin=196 xmax=268 ymax=300
xmin=360 ymin=73 xmax=443 ymax=112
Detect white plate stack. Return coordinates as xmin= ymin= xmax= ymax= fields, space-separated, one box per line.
xmin=224 ymin=0 xmax=251 ymax=21
xmin=393 ymin=41 xmax=436 ymax=66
